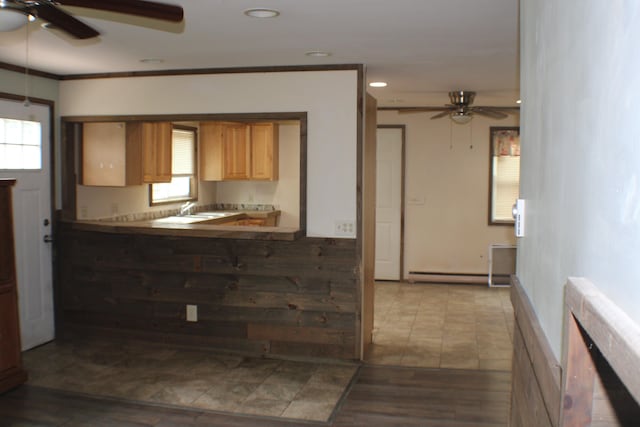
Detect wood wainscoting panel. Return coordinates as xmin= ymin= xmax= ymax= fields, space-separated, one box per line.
xmin=56 ymin=224 xmax=360 ymax=360
xmin=510 ymin=276 xmax=562 ymax=427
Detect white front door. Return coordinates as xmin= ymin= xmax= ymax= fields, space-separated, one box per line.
xmin=375 ymin=127 xmax=403 ymax=280
xmin=0 ymin=97 xmax=55 ymax=350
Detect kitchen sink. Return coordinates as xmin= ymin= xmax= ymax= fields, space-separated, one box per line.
xmin=153 ymin=216 xmax=207 ymax=224
xmin=152 ymin=211 xmax=243 ymax=225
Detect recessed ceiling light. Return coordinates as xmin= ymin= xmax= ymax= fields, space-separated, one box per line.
xmin=369 ymin=82 xmax=387 ymax=88
xmin=244 ymin=8 xmax=280 ymax=18
xmin=305 ymin=50 xmax=331 ymax=57
xmin=516 ymin=99 xmax=522 ymax=104
xmin=140 ymin=58 xmax=164 ymax=64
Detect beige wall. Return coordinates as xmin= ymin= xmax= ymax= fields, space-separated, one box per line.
xmin=378 ymin=109 xmax=518 ymax=277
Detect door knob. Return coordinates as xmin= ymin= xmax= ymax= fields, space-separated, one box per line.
xmin=43 ymin=234 xmax=54 ymax=243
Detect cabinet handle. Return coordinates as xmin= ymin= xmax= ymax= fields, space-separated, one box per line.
xmin=43 ymin=235 xmax=54 ymax=243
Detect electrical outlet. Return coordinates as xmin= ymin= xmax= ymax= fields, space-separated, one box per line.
xmin=80 ymin=205 xmax=88 ymax=218
xmin=335 ymin=220 xmax=355 ymax=237
xmin=186 ymin=304 xmax=198 ymax=322
xmin=110 ymin=203 xmax=119 ymax=215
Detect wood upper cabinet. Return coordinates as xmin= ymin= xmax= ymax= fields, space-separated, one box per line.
xmin=200 ymin=122 xmax=249 ymax=180
xmin=82 ymin=121 xmax=172 ymax=186
xmin=222 ymin=122 xmax=251 ymax=180
xmin=250 ymin=123 xmax=279 ymax=181
xmin=0 ymin=179 xmax=28 ymax=394
xmin=128 ymin=122 xmax=173 ymax=183
xmin=200 ymin=121 xmax=278 ymax=181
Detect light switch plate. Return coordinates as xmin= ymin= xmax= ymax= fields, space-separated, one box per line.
xmin=512 ymin=199 xmax=525 ymax=237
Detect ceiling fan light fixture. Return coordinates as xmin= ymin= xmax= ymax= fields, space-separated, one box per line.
xmin=0 ymin=7 xmax=27 ymax=32
xmin=450 ymin=112 xmax=472 ymax=124
xmin=244 ymin=8 xmax=280 ymax=18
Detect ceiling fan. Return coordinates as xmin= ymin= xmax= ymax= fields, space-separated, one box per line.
xmin=400 ymin=91 xmax=520 ymax=124
xmin=0 ymin=0 xmax=184 ymax=39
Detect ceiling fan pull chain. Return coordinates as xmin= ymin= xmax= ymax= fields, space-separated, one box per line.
xmin=23 ymin=15 xmax=30 ymax=107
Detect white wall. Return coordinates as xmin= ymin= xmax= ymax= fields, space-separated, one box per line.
xmin=378 ymin=110 xmax=517 ymax=277
xmin=519 ymin=0 xmax=640 ymax=357
xmin=59 ymin=70 xmax=358 ymax=237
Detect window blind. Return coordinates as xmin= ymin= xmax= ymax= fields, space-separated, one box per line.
xmin=172 ymin=128 xmax=194 ymax=174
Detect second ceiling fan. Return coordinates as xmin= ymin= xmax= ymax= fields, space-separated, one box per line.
xmin=400 ymin=91 xmax=520 ymax=124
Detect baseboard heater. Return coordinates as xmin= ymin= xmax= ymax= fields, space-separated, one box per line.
xmin=407 ymin=271 xmax=488 ymax=285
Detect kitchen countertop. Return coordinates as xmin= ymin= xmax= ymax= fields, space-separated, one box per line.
xmin=62 ymin=210 xmax=302 ymax=241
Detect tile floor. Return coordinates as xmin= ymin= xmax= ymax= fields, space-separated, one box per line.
xmin=23 ymin=340 xmax=358 ymax=422
xmin=20 ymin=282 xmax=512 ymax=424
xmin=366 ymin=282 xmax=514 ymax=371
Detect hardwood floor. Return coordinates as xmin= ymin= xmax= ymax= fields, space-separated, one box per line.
xmin=0 ymin=365 xmax=511 ymax=426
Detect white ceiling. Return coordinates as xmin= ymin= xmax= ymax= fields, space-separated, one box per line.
xmin=0 ymin=0 xmax=520 ymax=107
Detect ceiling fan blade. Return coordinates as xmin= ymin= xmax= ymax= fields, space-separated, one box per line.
xmin=397 ymin=107 xmax=451 ymax=114
xmin=430 ymin=111 xmax=451 ymax=120
xmin=31 ymin=3 xmax=100 ymax=39
xmin=59 ymin=0 xmax=184 ymax=22
xmin=471 ymin=107 xmax=508 ymax=119
xmin=476 ymin=106 xmax=521 ymax=113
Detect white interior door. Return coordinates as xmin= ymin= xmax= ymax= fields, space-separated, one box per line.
xmin=375 ymin=127 xmax=403 ymax=280
xmin=0 ymin=98 xmax=55 ymax=350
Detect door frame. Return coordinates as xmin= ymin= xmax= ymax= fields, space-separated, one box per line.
xmin=0 ymin=91 xmax=57 ymax=342
xmin=376 ymin=124 xmax=406 ymax=281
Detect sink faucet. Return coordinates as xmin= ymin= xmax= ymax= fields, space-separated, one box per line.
xmin=179 ymin=201 xmax=195 ymax=216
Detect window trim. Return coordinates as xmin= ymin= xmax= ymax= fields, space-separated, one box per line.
xmin=149 ymin=124 xmax=198 ymax=206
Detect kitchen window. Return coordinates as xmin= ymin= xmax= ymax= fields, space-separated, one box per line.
xmin=151 ymin=126 xmax=197 ymax=204
xmin=489 ymin=127 xmax=520 ymax=224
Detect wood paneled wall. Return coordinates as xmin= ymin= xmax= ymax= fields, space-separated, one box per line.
xmin=57 ymin=224 xmax=359 ymax=360
xmin=511 ymin=276 xmax=562 ymax=427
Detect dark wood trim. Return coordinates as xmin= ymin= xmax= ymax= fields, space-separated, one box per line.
xmin=377 ymin=125 xmax=406 ymax=282
xmin=0 ymin=62 xmax=62 ymax=80
xmin=355 ymin=66 xmax=365 ymax=358
xmin=60 ymin=64 xmax=363 ymax=80
xmin=378 ymin=105 xmax=521 ymax=112
xmin=1 ymin=61 xmax=362 ymax=82
xmin=510 ymin=275 xmax=562 ymax=426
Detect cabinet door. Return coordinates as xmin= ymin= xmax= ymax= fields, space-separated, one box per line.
xmin=250 ymin=123 xmax=279 ymax=180
xmin=82 ymin=122 xmax=130 ymax=186
xmin=141 ymin=122 xmax=172 ymax=183
xmin=199 ymin=122 xmax=224 ymax=181
xmin=222 ymin=123 xmax=250 ymax=180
